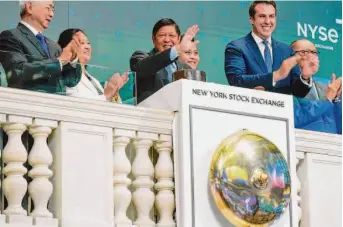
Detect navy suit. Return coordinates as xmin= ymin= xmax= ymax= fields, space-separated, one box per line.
xmin=225 ymin=32 xmax=310 ymax=97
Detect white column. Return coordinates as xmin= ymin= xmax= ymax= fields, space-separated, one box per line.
xmin=154 ymin=134 xmax=175 ymax=227
xmin=132 ymin=132 xmax=157 ymax=227
xmin=2 ymin=116 xmax=32 ymax=216
xmin=113 ymin=129 xmax=135 ymax=227
xmin=28 ymin=119 xmax=57 ymax=218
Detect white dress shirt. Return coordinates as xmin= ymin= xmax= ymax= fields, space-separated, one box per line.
xmin=251 ymin=31 xmax=273 ymax=63
xmin=20 ymin=21 xmax=39 ymax=36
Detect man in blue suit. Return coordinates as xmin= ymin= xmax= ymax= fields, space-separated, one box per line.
xmin=225 ymin=1 xmax=317 ymax=97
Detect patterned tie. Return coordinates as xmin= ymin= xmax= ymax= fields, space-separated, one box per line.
xmin=262 ymin=40 xmax=272 ymax=73
xmin=36 ymin=33 xmax=50 ymax=57
xmin=166 ymin=62 xmax=177 ymax=82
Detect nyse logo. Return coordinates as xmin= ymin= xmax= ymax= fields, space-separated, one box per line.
xmin=297 ymin=22 xmax=339 ymax=43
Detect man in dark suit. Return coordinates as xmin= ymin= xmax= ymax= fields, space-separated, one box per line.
xmin=0 ymin=0 xmax=82 ymax=94
xmin=130 ymin=18 xmax=199 ymax=103
xmin=225 ymin=1 xmax=316 ymax=97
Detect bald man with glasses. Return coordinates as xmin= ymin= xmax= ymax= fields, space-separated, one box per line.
xmin=291 ymin=39 xmax=341 ymax=102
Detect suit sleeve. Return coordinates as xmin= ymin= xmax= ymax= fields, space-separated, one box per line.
xmin=130 ymin=48 xmax=175 ymax=79
xmin=224 ymin=43 xmax=274 ymax=89
xmin=293 ymin=97 xmax=333 ymax=128
xmin=0 ymin=30 xmax=79 ymax=89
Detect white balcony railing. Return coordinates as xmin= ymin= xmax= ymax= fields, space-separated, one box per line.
xmin=0 ymin=87 xmax=341 ymax=227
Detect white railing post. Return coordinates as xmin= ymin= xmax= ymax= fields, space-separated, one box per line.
xmin=28 ymin=118 xmax=58 ymax=227
xmin=296 ymin=152 xmax=304 ymax=226
xmin=2 ymin=115 xmax=33 ymax=225
xmin=132 ymin=132 xmax=157 ymax=227
xmin=0 ymin=114 xmax=5 ymax=224
xmin=154 ymin=135 xmax=175 ymax=227
xmin=113 ymin=129 xmax=135 ymax=227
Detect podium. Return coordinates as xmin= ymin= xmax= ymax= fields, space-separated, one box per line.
xmin=139 ymin=80 xmax=299 ymax=227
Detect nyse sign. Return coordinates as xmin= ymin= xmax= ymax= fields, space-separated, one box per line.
xmin=297 ymin=22 xmax=339 ymax=50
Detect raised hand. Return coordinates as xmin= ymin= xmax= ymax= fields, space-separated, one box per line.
xmin=175 ymin=25 xmax=200 ymax=54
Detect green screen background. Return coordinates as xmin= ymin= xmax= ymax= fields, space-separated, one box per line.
xmin=0 ymin=1 xmax=341 ymax=103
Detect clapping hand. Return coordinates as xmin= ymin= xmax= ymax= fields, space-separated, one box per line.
xmin=104 ymin=71 xmax=129 ymax=101
xmin=298 ymin=54 xmax=319 ymax=80
xmin=273 ymin=54 xmax=301 ymax=82
xmin=326 ymin=73 xmax=342 ymax=101
xmin=58 ymin=31 xmax=83 ymax=64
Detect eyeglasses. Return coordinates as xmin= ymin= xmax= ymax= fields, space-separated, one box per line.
xmin=295 ymin=50 xmax=320 ymax=56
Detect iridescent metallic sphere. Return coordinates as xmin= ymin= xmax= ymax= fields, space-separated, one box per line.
xmin=209 ymin=129 xmax=291 ymax=227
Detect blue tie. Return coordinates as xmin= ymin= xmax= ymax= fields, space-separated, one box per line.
xmin=36 ymin=33 xmax=50 ymax=57
xmin=262 ymin=40 xmax=272 ymax=72
xmin=166 ymin=63 xmax=177 ymax=82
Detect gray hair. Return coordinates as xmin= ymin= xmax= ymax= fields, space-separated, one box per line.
xmin=19 ymin=0 xmax=30 ymax=18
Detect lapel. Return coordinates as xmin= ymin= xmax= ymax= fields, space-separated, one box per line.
xmin=315 ymin=81 xmax=326 ymax=100
xmin=149 ymin=48 xmax=169 ymax=83
xmin=17 ymin=23 xmax=49 ymax=58
xmin=271 ymin=37 xmax=282 ymax=71
xmin=245 ymin=32 xmax=267 ymax=73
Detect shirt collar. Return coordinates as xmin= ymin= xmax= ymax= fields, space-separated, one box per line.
xmin=251 ymin=31 xmax=272 ymax=46
xmin=20 ymin=21 xmax=40 ymax=36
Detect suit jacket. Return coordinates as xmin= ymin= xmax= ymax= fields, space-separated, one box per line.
xmin=293 ymin=97 xmax=337 ymax=134
xmin=225 ymin=32 xmax=310 ymax=97
xmin=130 ymin=48 xmax=191 ymax=103
xmin=305 ymin=81 xmax=327 ymax=101
xmin=0 ymin=23 xmax=81 ymax=94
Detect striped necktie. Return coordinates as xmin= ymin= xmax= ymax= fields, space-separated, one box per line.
xmin=262 ymin=40 xmax=272 ymax=73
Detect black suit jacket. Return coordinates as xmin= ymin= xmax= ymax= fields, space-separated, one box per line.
xmin=130 ymin=48 xmax=191 ymax=103
xmin=0 ymin=23 xmax=81 ymax=94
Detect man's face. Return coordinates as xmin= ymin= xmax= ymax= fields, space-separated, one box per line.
xmin=152 ymin=25 xmax=180 ymax=52
xmin=250 ymin=3 xmax=276 ymax=40
xmin=292 ymin=40 xmax=320 ymax=73
xmin=27 ymin=1 xmax=55 ymax=31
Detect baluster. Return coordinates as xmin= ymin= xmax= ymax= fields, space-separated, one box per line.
xmin=2 ymin=121 xmax=28 ymax=216
xmin=132 ymin=132 xmax=157 ymax=227
xmin=28 ymin=119 xmax=57 ymax=218
xmin=155 ymin=135 xmax=175 ymax=227
xmin=113 ymin=129 xmax=135 ymax=226
xmin=0 ymin=114 xmax=5 ymax=223
xmin=296 ymin=156 xmax=303 ymax=225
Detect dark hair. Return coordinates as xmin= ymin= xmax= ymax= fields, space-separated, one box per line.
xmin=58 ymin=28 xmax=85 ymax=49
xmin=180 ymin=34 xmax=195 ymax=42
xmin=152 ymin=18 xmax=180 ymax=37
xmin=249 ymin=1 xmax=277 ymax=18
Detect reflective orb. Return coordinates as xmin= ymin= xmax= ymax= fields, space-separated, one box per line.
xmin=209 ymin=129 xmax=291 ymax=227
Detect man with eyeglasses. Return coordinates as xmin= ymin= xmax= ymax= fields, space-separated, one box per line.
xmin=291 ymin=39 xmax=342 ymax=134
xmin=0 ymin=0 xmax=83 ymax=94
xmin=291 ymin=39 xmax=342 ymax=102
xmin=225 ymin=1 xmax=316 ymax=97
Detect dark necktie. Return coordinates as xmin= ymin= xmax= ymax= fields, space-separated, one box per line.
xmin=36 ymin=33 xmax=50 ymax=57
xmin=262 ymin=40 xmax=272 ymax=72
